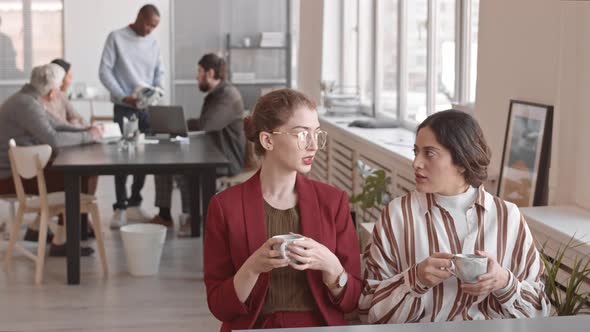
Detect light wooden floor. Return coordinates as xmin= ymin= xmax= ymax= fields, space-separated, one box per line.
xmin=0 ymin=175 xmax=221 ymax=331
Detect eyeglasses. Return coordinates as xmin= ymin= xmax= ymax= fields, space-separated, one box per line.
xmin=271 ymin=129 xmax=328 ymax=150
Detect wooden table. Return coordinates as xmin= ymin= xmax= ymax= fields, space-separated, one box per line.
xmin=51 ymin=134 xmax=228 ymax=284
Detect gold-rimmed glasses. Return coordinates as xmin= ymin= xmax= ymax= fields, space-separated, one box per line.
xmin=271 ymin=129 xmax=328 ymax=150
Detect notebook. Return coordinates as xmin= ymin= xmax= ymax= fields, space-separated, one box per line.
xmin=96 ymin=122 xmax=122 ymax=144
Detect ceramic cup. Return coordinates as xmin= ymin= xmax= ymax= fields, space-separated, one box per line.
xmin=449 ymin=254 xmax=488 ymax=283
xmin=272 ymin=234 xmax=305 ymax=263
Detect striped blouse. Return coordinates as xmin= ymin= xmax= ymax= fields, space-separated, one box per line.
xmin=358 ymin=186 xmax=550 ymax=323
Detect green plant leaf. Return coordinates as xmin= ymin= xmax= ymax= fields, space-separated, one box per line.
xmin=539 ymin=235 xmax=590 ymax=316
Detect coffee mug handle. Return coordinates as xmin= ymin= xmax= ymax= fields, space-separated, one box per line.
xmin=447 ymin=257 xmax=457 ymax=277
xmin=279 ymin=242 xmax=289 ymax=259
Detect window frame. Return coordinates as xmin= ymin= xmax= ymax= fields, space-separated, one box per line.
xmin=0 ymin=0 xmax=64 ymax=86
xmin=335 ymin=0 xmax=479 ymax=130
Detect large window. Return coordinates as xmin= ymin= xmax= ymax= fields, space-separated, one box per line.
xmin=435 ymin=0 xmax=456 ymax=113
xmin=376 ymin=0 xmax=398 ymax=118
xmin=0 ymin=0 xmax=63 ymax=100
xmin=326 ymin=0 xmax=480 ymax=129
xmin=404 ymin=0 xmax=428 ymax=123
xmin=341 ymin=0 xmax=358 ymax=94
xmin=357 ymin=0 xmax=373 ymax=111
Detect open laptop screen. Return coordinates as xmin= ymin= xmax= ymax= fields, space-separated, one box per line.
xmin=147 ymin=105 xmax=188 ymax=137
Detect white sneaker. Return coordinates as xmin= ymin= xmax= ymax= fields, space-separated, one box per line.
xmin=126 ymin=206 xmax=152 ymax=222
xmin=110 ymin=209 xmax=127 ymax=229
xmin=177 ymin=213 xmax=191 ymax=238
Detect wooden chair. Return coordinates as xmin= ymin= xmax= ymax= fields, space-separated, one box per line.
xmin=3 ymin=139 xmax=108 ymax=285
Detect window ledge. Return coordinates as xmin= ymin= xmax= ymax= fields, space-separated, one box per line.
xmin=521 ymin=205 xmax=590 ymax=258
xmin=319 ymin=113 xmax=416 ymax=162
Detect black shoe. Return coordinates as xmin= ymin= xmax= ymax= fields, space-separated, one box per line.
xmin=49 ymin=243 xmax=95 ymax=257
xmin=23 ymin=228 xmax=54 ymax=243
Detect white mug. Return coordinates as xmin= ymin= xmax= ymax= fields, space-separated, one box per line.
xmin=272 ymin=234 xmax=305 ymax=263
xmin=449 ymin=254 xmax=488 ymax=283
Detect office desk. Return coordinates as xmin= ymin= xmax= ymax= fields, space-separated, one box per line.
xmin=248 ymin=315 xmax=590 ymax=332
xmin=51 ymin=135 xmax=228 ymax=284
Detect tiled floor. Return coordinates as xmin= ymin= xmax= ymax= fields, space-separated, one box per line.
xmin=0 ymin=175 xmax=221 ymax=331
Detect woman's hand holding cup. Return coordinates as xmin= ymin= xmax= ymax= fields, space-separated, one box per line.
xmin=283 ymin=234 xmax=344 ymax=285
xmin=244 ymin=237 xmax=290 ymax=276
xmin=417 ymin=252 xmax=455 ymax=288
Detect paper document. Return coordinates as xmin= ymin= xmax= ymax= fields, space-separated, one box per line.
xmin=97 ymin=122 xmax=122 ymax=143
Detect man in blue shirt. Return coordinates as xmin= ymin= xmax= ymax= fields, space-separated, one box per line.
xmin=99 ymin=4 xmax=164 ymax=228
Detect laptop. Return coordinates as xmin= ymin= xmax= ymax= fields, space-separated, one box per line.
xmin=96 ymin=122 xmax=122 ymax=144
xmin=147 ymin=105 xmax=188 ymax=137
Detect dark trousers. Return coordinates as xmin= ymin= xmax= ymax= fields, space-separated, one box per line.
xmin=112 ymin=104 xmax=150 ymax=210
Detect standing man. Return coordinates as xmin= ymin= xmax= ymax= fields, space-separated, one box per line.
xmin=99 ymin=4 xmax=164 ymax=228
xmin=150 ymin=53 xmax=246 ymax=236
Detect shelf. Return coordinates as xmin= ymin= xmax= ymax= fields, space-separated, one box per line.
xmin=232 ymin=80 xmax=288 ymax=86
xmin=229 ymin=46 xmax=287 ymax=50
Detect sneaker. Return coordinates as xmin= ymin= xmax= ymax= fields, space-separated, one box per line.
xmin=149 ymin=215 xmax=174 ymax=228
xmin=110 ymin=209 xmax=127 ymax=229
xmin=49 ymin=243 xmax=94 ymax=257
xmin=177 ymin=213 xmax=191 ymax=238
xmin=126 ymin=206 xmax=152 ymax=222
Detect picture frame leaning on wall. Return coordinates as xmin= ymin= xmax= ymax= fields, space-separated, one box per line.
xmin=497 ymin=100 xmax=553 ymax=207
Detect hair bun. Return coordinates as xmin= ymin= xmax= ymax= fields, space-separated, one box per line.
xmin=243 ymin=116 xmax=256 ymax=142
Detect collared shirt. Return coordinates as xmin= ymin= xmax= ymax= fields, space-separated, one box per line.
xmin=358 ymin=186 xmax=550 ymax=323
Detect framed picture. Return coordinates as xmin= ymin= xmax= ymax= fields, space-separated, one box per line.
xmin=498 ymin=100 xmax=553 ymax=207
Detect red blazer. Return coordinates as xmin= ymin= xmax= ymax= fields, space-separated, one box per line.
xmin=204 ymin=171 xmax=361 ymax=332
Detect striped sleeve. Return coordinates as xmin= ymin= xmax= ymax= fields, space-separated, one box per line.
xmin=358 ymin=202 xmax=427 ymax=324
xmin=492 ymin=209 xmax=550 ymax=318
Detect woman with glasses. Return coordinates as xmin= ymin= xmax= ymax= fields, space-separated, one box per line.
xmin=204 ymin=89 xmax=361 ymax=331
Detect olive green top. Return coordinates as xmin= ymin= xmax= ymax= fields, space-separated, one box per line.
xmin=261 ymin=201 xmax=316 ymax=314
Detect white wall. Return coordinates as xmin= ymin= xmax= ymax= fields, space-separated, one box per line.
xmin=475 ymin=0 xmax=590 ymax=209
xmin=297 ymin=0 xmax=324 ymax=103
xmin=565 ymin=3 xmax=590 ymax=209
xmin=63 ymin=0 xmax=171 ymax=119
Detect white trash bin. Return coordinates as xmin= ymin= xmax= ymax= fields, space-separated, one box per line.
xmin=120 ymin=224 xmax=167 ymax=276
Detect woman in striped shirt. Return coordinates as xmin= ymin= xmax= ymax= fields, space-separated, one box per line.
xmin=359 ymin=110 xmax=550 ymax=323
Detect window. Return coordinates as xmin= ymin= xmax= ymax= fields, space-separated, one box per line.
xmin=358 ymin=0 xmax=373 ymax=112
xmin=323 ymin=0 xmax=480 ymax=129
xmin=376 ymin=0 xmax=399 ymax=119
xmin=0 ymin=0 xmax=63 ymax=99
xmin=404 ymin=0 xmax=428 ymax=123
xmin=435 ymin=0 xmax=456 ymax=112
xmin=341 ymin=0 xmax=358 ymax=94
xmin=469 ymin=0 xmax=479 ymax=102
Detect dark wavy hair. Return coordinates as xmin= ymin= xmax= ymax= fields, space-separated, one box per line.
xmin=417 ymin=110 xmax=491 ymax=187
xmin=244 ymin=89 xmax=317 ymax=156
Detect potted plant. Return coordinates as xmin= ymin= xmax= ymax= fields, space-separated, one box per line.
xmin=538 ymin=236 xmax=590 ymax=316
xmin=350 ymin=160 xmax=392 ymax=225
